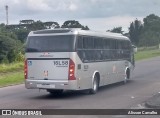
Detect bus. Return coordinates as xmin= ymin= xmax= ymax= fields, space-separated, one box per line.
xmin=25 ymin=28 xmax=135 ymax=94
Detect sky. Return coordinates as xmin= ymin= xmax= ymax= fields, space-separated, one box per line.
xmin=0 ymin=0 xmax=160 ymax=32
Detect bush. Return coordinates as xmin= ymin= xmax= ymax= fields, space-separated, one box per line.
xmin=15 ymin=52 xmax=24 ymax=62
xmin=0 ymin=33 xmax=23 ymax=63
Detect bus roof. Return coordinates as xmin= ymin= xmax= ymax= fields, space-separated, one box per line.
xmin=29 ymin=28 xmax=129 ymax=40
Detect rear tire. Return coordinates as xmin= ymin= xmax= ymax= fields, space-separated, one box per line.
xmin=89 ymin=75 xmax=99 ymax=94
xmin=47 ymin=89 xmax=63 ymax=95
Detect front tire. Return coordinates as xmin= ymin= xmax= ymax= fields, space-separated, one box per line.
xmin=89 ymin=75 xmax=99 ymax=94
xmin=124 ymin=69 xmax=130 ymax=84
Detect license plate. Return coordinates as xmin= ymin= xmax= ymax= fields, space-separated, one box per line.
xmin=37 ymin=84 xmax=55 ymax=88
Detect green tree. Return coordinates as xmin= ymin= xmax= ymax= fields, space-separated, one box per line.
xmin=0 ymin=23 xmax=6 ymax=32
xmin=82 ymin=25 xmax=90 ymax=30
xmin=139 ymin=14 xmax=160 ymax=46
xmin=129 ymin=19 xmax=143 ymax=45
xmin=14 ymin=29 xmax=29 ymax=43
xmin=109 ymin=27 xmax=123 ymax=34
xmin=27 ymin=20 xmax=45 ymax=31
xmin=0 ymin=35 xmax=17 ymax=63
xmin=61 ymin=20 xmax=89 ymax=30
xmin=143 ymin=14 xmax=160 ymax=28
xmin=0 ymin=24 xmax=23 ymax=63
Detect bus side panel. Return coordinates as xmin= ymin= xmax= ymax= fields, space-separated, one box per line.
xmin=74 ymin=54 xmax=92 ymax=90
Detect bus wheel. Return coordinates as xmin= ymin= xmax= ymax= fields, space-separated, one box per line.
xmin=124 ymin=69 xmax=130 ymax=84
xmin=89 ymin=75 xmax=99 ymax=94
xmin=47 ymin=89 xmax=63 ymax=95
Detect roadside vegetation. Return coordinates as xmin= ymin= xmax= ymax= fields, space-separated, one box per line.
xmin=135 ymin=46 xmax=160 ymax=61
xmin=0 ymin=71 xmax=23 ymax=87
xmin=0 ymin=62 xmax=23 ymax=73
xmin=0 ymin=62 xmax=23 ymax=87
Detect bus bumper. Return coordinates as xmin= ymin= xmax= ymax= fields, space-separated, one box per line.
xmin=25 ymin=79 xmax=78 ymax=90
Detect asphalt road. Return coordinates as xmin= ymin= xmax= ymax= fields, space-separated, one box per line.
xmin=0 ymin=56 xmax=160 ymax=118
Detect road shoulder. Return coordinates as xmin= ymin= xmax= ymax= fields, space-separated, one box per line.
xmin=145 ymin=93 xmax=160 ymax=108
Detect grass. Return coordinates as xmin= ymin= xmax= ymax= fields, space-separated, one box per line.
xmin=0 ymin=62 xmax=23 ymax=73
xmin=0 ymin=62 xmax=24 ymax=87
xmin=135 ymin=49 xmax=160 ymax=61
xmin=0 ymin=71 xmax=24 ymax=87
xmin=138 ymin=45 xmax=158 ymax=51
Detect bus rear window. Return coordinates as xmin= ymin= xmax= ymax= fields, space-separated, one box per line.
xmin=26 ymin=35 xmax=75 ymax=52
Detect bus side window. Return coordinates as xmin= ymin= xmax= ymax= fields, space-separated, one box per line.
xmin=83 ymin=36 xmax=94 ymax=62
xmin=77 ymin=36 xmax=83 ymax=49
xmin=94 ymin=37 xmax=103 ymax=49
xmin=117 ymin=40 xmax=123 ymax=59
xmin=103 ymin=39 xmax=110 ymax=60
xmin=110 ymin=39 xmax=115 ymax=60
xmin=83 ymin=36 xmax=94 ymax=49
xmin=104 ymin=38 xmax=110 ymax=49
xmin=94 ymin=38 xmax=103 ymax=61
xmin=77 ymin=36 xmax=85 ymax=62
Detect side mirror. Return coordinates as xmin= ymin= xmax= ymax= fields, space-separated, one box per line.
xmin=132 ymin=45 xmax=137 ymax=53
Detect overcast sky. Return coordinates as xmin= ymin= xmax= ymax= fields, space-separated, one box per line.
xmin=0 ymin=0 xmax=160 ymax=32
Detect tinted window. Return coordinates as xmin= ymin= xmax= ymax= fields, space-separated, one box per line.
xmin=104 ymin=39 xmax=110 ymax=49
xmin=83 ymin=37 xmax=94 ymax=49
xmin=110 ymin=39 xmax=116 ymax=49
xmin=94 ymin=38 xmax=103 ymax=49
xmin=26 ymin=35 xmax=75 ymax=52
xmin=77 ymin=36 xmax=83 ymax=49
xmin=117 ymin=40 xmax=122 ymax=49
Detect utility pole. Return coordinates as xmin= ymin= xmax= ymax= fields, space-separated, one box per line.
xmin=5 ymin=5 xmax=9 ymax=25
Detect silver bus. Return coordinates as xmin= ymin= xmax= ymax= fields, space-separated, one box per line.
xmin=25 ymin=29 xmax=135 ymax=94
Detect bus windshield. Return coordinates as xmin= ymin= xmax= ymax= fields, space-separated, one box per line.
xmin=26 ymin=35 xmax=75 ymax=52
